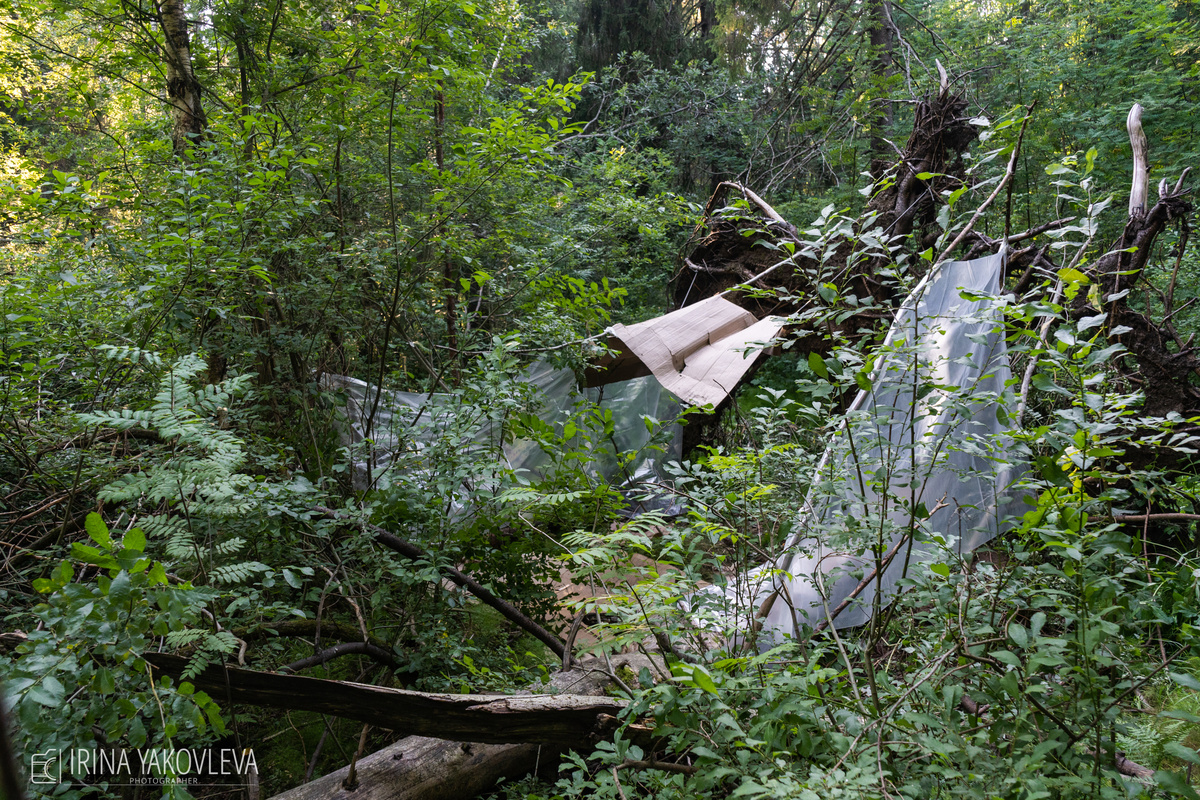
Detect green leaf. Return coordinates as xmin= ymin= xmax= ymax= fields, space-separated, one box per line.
xmin=808 ymin=352 xmax=829 ymax=379
xmin=690 ymin=667 xmax=719 ymax=696
xmin=1031 ymin=373 xmax=1071 ymax=396
xmin=1170 ymin=672 xmax=1200 ymax=692
xmin=1164 ymin=742 xmax=1200 ymax=766
xmin=1059 ymin=267 xmax=1089 ymax=301
xmin=1008 ymin=622 xmax=1028 ymax=649
xmin=675 ymin=664 xmax=720 ymax=696
xmin=123 ymin=527 xmax=146 ymax=554
xmin=1154 ymin=770 xmax=1200 ymax=800
xmin=86 ymin=512 xmax=112 ymax=549
xmin=94 ymin=667 xmax=116 ymax=694
xmin=930 ymin=563 xmax=950 ymax=578
xmin=71 ymin=543 xmax=118 ymax=568
xmin=989 ymin=649 xmax=1022 ymax=669
xmin=28 ymin=675 xmax=65 ymax=707
xmin=1033 ymin=456 xmax=1070 ymax=486
xmin=108 ymin=571 xmax=132 ymax=602
xmin=72 ymin=543 xmax=105 ymax=562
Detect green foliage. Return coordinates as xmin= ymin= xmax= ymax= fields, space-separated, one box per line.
xmin=2 ymin=514 xmax=223 ymax=799
xmin=924 ymin=0 xmax=1199 ymax=235
xmin=530 ymin=169 xmax=1200 ymax=799
xmin=79 ymin=351 xmax=253 ymax=512
xmin=3 ymin=0 xmax=1200 ymax=797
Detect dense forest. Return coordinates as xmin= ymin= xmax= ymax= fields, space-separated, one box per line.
xmin=2 ymin=0 xmax=1200 ymax=797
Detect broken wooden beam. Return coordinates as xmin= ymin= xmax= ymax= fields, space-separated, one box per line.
xmin=142 ymin=653 xmax=625 ymax=749
xmin=264 ymin=653 xmax=657 ymax=800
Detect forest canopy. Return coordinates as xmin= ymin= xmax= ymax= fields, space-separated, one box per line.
xmin=2 ymin=0 xmax=1200 ymax=798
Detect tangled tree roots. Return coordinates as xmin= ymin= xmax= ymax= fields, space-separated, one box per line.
xmin=674 ymin=85 xmax=1196 ymax=462
xmin=676 ymin=85 xmax=978 ymax=320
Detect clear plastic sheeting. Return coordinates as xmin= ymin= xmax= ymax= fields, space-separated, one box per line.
xmin=702 ymin=250 xmax=1027 ymax=638
xmin=321 ymin=362 xmax=683 ymax=515
xmin=508 ymin=363 xmax=685 ymax=512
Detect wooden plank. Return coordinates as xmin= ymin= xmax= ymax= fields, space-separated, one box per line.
xmin=266 ymin=653 xmax=659 ymax=800
xmin=143 ymin=653 xmax=626 ymax=749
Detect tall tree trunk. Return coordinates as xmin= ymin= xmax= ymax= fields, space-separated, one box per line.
xmin=435 ymin=85 xmax=459 ymax=359
xmin=698 ymin=0 xmax=715 ymax=39
xmin=158 ymin=0 xmax=206 ymax=155
xmin=867 ymin=0 xmax=894 ymax=173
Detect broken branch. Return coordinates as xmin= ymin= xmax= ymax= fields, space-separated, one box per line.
xmin=279 ymin=641 xmax=406 ymax=675
xmin=314 ymin=506 xmax=573 ymax=664
xmin=1112 ymin=513 xmax=1200 ymax=524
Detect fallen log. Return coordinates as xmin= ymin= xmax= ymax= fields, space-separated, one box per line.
xmin=265 ymin=653 xmax=657 ymax=800
xmin=142 ymin=653 xmax=626 ymax=749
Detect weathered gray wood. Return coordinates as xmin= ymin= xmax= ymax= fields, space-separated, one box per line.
xmin=1128 ymin=103 xmax=1149 ymax=218
xmin=143 ymin=653 xmax=626 ymax=749
xmin=270 ymin=735 xmax=534 ymax=800
xmin=266 ymin=654 xmax=657 ymax=800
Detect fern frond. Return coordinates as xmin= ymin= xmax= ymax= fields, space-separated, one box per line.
xmin=83 ymin=350 xmax=256 ymax=525
xmin=213 ymin=536 xmax=245 ymax=556
xmin=166 ymin=629 xmax=207 ymax=648
xmin=76 ymin=409 xmax=156 ymax=429
xmin=203 ymin=631 xmax=239 ymax=655
xmin=96 ymin=344 xmax=164 ymax=368
xmin=211 ymin=561 xmax=271 ymax=585
xmin=181 ymin=653 xmax=212 ymax=682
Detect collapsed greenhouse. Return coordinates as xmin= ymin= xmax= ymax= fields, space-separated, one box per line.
xmin=326 ymin=249 xmax=1027 ymax=639
xmin=8 ymin=2 xmax=1200 ymax=792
